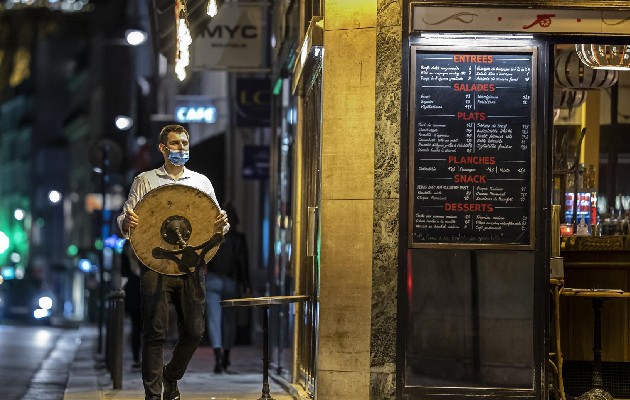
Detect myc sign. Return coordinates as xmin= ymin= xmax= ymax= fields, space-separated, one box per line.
xmin=174 ymin=96 xmax=218 ymax=124
xmin=192 ymin=3 xmax=268 ymax=71
xmin=204 ymin=25 xmax=258 ymax=40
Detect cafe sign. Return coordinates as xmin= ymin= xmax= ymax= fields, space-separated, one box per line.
xmin=174 ymin=96 xmax=218 ymax=124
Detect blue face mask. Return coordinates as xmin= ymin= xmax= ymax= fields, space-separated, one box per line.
xmin=167 ymin=150 xmax=189 ymax=166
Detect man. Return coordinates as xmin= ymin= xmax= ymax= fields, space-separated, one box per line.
xmin=118 ymin=124 xmax=229 ymax=400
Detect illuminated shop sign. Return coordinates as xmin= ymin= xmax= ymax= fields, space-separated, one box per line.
xmin=192 ymin=3 xmax=268 ymax=71
xmin=175 ymin=106 xmax=217 ymax=124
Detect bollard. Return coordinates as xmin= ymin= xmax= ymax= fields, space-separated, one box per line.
xmin=105 ymin=293 xmax=113 ymax=373
xmin=111 ymin=289 xmax=126 ymax=389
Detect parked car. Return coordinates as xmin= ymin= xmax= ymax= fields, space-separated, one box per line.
xmin=0 ymin=278 xmax=55 ymax=324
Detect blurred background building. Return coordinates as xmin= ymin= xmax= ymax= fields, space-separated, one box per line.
xmin=0 ymin=0 xmax=306 ymax=397
xmin=0 ymin=0 xmax=273 ymax=327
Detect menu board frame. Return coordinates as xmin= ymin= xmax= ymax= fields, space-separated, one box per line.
xmin=408 ymin=45 xmax=537 ymax=250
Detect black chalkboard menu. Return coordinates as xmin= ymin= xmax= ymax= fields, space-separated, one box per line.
xmin=409 ymin=47 xmax=536 ymax=249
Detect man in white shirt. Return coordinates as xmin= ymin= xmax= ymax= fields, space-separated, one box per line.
xmin=118 ymin=124 xmax=229 ymax=400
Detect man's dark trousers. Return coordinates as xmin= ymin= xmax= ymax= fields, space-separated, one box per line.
xmin=140 ymin=266 xmax=206 ymax=399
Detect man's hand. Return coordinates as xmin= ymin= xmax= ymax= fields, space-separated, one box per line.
xmin=122 ymin=209 xmax=139 ymax=233
xmin=216 ymin=210 xmax=229 ymax=234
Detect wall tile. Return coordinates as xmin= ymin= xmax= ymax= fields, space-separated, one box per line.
xmin=322 ymin=28 xmax=376 ymax=200
xmin=325 ymin=0 xmax=377 ymax=31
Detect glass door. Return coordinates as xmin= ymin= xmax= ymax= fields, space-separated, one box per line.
xmin=295 ymin=59 xmax=322 ymax=398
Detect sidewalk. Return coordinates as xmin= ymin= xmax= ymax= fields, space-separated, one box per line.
xmin=63 ymin=325 xmax=296 ymax=400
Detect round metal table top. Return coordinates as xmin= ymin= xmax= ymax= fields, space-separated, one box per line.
xmin=561 ymin=288 xmax=630 ymax=298
xmin=220 ymin=295 xmax=310 ymax=307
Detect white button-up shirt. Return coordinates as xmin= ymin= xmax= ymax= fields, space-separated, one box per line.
xmin=117 ymin=165 xmax=228 ymax=237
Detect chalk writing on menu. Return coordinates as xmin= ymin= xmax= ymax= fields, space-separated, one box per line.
xmin=411 ymin=51 xmax=534 ymax=246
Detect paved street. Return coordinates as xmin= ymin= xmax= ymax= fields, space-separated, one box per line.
xmin=62 ymin=325 xmax=296 ymax=400
xmin=0 ymin=325 xmax=68 ymax=400
xmin=0 ymin=323 xmax=296 ymax=400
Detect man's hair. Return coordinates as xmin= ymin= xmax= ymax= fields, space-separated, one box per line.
xmin=159 ymin=124 xmax=189 ymax=145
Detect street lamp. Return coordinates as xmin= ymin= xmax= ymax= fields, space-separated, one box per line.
xmin=115 ymin=115 xmax=134 ymax=130
xmin=48 ymin=190 xmax=62 ymax=204
xmin=14 ymin=208 xmax=25 ymax=221
xmin=9 ymin=252 xmax=21 ymax=263
xmin=125 ymin=29 xmax=148 ymax=46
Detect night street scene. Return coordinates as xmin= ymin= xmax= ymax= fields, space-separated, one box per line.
xmin=3 ymin=1 xmax=630 ymax=400
xmin=0 ymin=0 xmax=293 ymax=399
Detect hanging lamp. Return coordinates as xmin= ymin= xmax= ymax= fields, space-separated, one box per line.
xmin=553 ymin=87 xmax=588 ymax=109
xmin=207 ymin=0 xmax=218 ymax=17
xmin=555 ymin=49 xmax=618 ymax=90
xmin=575 ymin=44 xmax=630 ymax=70
xmin=174 ymin=0 xmax=192 ymax=81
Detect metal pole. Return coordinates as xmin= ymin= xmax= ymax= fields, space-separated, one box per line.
xmin=106 ymin=293 xmax=113 ymax=372
xmin=112 ymin=289 xmax=125 ymax=389
xmin=260 ymin=305 xmax=274 ymax=400
xmin=591 ymin=299 xmax=604 ymax=390
xmin=98 ymin=142 xmax=110 ymax=354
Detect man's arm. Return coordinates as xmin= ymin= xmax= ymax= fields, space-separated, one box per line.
xmin=200 ymin=174 xmax=230 ymax=235
xmin=117 ymin=176 xmax=144 ymax=237
xmin=215 ymin=210 xmax=230 ymax=235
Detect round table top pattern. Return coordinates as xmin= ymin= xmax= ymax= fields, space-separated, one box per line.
xmin=221 ymin=295 xmax=310 ymax=307
xmin=130 ymin=184 xmax=221 ymax=275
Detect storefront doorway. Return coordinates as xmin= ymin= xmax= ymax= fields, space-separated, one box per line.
xmin=295 ymin=53 xmax=323 ymax=398
xmin=401 ymin=4 xmax=630 ymax=399
xmin=402 ymin=33 xmax=550 ymax=399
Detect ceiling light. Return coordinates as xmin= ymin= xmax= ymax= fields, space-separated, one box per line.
xmin=207 ymin=0 xmax=218 ymax=17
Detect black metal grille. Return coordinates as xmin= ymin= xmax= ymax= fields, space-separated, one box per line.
xmin=563 ymin=361 xmax=630 ymax=398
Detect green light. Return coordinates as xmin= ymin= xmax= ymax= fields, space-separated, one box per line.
xmin=94 ymin=239 xmax=103 ymax=250
xmin=14 ymin=230 xmax=25 ymax=242
xmin=272 ymin=78 xmax=282 ymax=96
xmin=287 ymin=51 xmax=297 ymax=70
xmin=0 ymin=231 xmax=9 ymax=254
xmin=36 ymin=218 xmax=45 ymax=227
xmin=67 ymin=245 xmax=79 ymax=256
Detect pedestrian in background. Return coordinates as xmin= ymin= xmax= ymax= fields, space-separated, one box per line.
xmin=121 ymin=239 xmax=142 ymax=371
xmin=206 ymin=202 xmax=250 ymax=373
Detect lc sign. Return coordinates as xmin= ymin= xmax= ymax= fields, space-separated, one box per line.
xmin=192 ymin=3 xmax=268 ymax=71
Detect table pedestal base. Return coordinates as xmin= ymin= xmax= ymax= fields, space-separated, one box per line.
xmin=260 ymin=382 xmax=274 ymax=400
xmin=259 ymin=306 xmax=275 ymax=400
xmin=574 ymin=299 xmax=614 ymax=400
xmin=576 ymin=387 xmax=614 ymax=400
xmin=220 ymin=295 xmax=308 ymax=400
